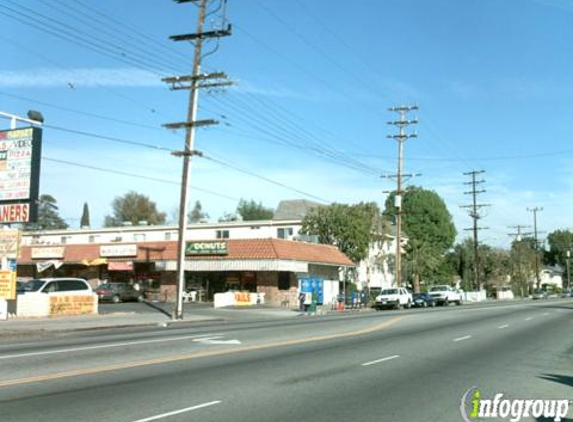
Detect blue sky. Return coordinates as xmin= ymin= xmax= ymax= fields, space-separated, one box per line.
xmin=1 ymin=0 xmax=572 ymax=249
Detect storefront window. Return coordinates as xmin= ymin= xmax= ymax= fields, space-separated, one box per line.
xmin=278 ymin=272 xmax=291 ymax=290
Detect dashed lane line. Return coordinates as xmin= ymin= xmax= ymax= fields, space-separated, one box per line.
xmin=129 ymin=401 xmax=221 ymax=422
xmin=361 ymin=355 xmax=400 ymax=367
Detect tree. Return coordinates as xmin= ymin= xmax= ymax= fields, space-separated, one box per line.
xmin=545 ymin=229 xmax=573 ymax=267
xmin=188 ymin=200 xmax=209 ymax=223
xmin=384 ymin=186 xmax=457 ymax=292
xmin=218 ymin=212 xmax=241 ymax=223
xmin=510 ymin=236 xmax=538 ymax=296
xmin=104 ymin=191 xmax=166 ymax=227
xmin=236 ymin=199 xmax=274 ymax=221
xmin=447 ymin=238 xmax=511 ymax=294
xmin=300 ymin=202 xmax=386 ymax=264
xmin=80 ymin=202 xmax=90 ymax=228
xmin=24 ymin=194 xmax=69 ymax=230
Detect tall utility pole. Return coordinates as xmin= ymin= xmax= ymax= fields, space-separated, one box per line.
xmin=164 ymin=0 xmax=232 ymax=320
xmin=508 ymin=225 xmax=532 ymax=298
xmin=461 ymin=170 xmax=489 ymax=291
xmin=527 ymin=206 xmax=544 ymax=289
xmin=386 ymin=105 xmax=418 ymax=287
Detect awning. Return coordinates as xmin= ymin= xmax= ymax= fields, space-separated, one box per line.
xmin=108 ymin=261 xmax=134 ymax=271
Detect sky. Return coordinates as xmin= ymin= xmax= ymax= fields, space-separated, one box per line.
xmin=1 ymin=0 xmax=572 ymax=250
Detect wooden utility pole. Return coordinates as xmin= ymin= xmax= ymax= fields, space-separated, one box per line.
xmin=527 ymin=206 xmax=543 ymax=290
xmin=386 ymin=105 xmax=418 ymax=287
xmin=164 ymin=0 xmax=232 ymax=320
xmin=508 ymin=225 xmax=532 ymax=298
xmin=461 ymin=170 xmax=489 ymax=291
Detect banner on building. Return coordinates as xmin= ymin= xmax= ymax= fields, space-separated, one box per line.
xmin=185 ymin=241 xmax=228 ymax=255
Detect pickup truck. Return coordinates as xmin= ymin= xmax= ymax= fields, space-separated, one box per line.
xmin=428 ymin=285 xmax=463 ymax=306
xmin=374 ymin=287 xmax=413 ymax=310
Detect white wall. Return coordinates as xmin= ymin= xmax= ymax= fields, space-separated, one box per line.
xmin=21 ymin=220 xmax=302 ymax=246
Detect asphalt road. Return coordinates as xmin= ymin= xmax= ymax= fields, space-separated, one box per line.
xmin=1 ymin=299 xmax=571 ymax=422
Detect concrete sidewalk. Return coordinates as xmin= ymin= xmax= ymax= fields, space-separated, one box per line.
xmin=0 ymin=303 xmax=378 ymax=338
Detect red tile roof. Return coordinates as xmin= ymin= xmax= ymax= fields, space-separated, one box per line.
xmin=19 ymin=238 xmax=354 ymax=267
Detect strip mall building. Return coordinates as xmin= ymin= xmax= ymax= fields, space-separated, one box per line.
xmin=16 ymin=219 xmax=354 ymax=307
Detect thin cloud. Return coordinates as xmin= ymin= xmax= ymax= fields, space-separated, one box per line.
xmin=0 ymin=68 xmax=162 ymax=88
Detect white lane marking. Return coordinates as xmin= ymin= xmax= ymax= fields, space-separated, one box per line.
xmin=453 ymin=335 xmax=472 ymax=342
xmin=525 ymin=317 xmax=534 ymax=321
xmin=196 ymin=339 xmax=241 ymax=345
xmin=0 ymin=333 xmax=223 ymax=360
xmin=362 ymin=355 xmax=400 ymax=366
xmin=129 ymin=401 xmax=221 ymax=422
xmin=498 ymin=324 xmax=510 ymax=329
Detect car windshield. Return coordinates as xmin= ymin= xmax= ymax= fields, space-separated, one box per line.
xmin=381 ymin=289 xmax=398 ymax=295
xmin=22 ymin=279 xmax=47 ymax=292
xmin=97 ymin=283 xmax=116 ymax=290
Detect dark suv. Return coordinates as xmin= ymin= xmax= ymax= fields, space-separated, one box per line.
xmin=95 ymin=283 xmax=144 ymax=303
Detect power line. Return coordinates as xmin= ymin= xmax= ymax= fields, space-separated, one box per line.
xmin=0 ymin=91 xmax=166 ymax=132
xmin=42 ymin=156 xmax=239 ymax=201
xmin=0 ymin=3 xmax=170 ymax=76
xmin=203 ymin=154 xmax=330 ymax=203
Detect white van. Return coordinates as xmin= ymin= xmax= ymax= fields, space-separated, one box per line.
xmin=20 ymin=278 xmax=93 ymax=294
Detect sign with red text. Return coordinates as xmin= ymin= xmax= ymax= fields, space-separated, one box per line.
xmin=0 ymin=127 xmax=42 ymax=223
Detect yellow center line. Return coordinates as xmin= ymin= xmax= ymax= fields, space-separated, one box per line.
xmin=0 ymin=316 xmax=403 ymax=388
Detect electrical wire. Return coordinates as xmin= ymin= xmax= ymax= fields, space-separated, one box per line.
xmin=42 ymin=156 xmax=240 ymax=201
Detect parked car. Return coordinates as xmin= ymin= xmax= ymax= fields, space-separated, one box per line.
xmin=19 ymin=278 xmax=92 ymax=294
xmin=374 ymin=288 xmax=412 ymax=310
xmin=532 ymin=290 xmax=548 ymax=300
xmin=412 ymin=292 xmax=436 ymax=308
xmin=95 ymin=282 xmax=144 ymax=303
xmin=560 ymin=290 xmax=573 ymax=298
xmin=428 ymin=285 xmax=463 ymax=306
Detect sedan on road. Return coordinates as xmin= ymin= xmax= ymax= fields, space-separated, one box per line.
xmin=95 ymin=283 xmax=144 ymax=303
xmin=412 ymin=292 xmax=437 ymax=308
xmin=532 ymin=290 xmax=548 ymax=300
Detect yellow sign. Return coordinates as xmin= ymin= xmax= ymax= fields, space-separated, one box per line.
xmin=0 ymin=270 xmax=16 ymax=300
xmin=0 ymin=229 xmax=20 ymax=259
xmin=234 ymin=291 xmax=251 ymax=306
xmin=49 ymin=295 xmax=97 ymax=315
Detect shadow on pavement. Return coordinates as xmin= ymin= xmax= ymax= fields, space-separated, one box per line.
xmin=538 ymin=374 xmax=573 ymax=388
xmin=142 ymin=301 xmax=172 ymax=318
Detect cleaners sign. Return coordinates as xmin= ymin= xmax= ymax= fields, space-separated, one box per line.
xmin=0 ymin=127 xmax=42 ymax=223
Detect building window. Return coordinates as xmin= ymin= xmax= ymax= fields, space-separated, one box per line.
xmin=250 ymin=226 xmax=261 ymax=230
xmin=216 ymin=230 xmax=229 ymax=239
xmin=278 ymin=272 xmax=291 ymax=290
xmin=88 ymin=235 xmax=99 ymax=243
xmin=134 ymin=233 xmax=146 ymax=242
xmin=165 ymin=232 xmax=172 ymax=241
xmin=60 ymin=236 xmax=71 ymax=244
xmin=277 ymin=227 xmax=293 ymax=239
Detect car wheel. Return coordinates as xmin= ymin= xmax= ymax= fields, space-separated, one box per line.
xmin=457 ymin=300 xmax=463 ymax=306
xmin=423 ymin=301 xmax=427 ymax=308
xmin=431 ymin=301 xmax=436 ymax=307
xmin=112 ymin=295 xmax=121 ymax=304
xmin=395 ymin=303 xmax=402 ymax=310
xmin=443 ymin=298 xmax=449 ymax=306
xmin=406 ymin=300 xmax=411 ymax=309
xmin=137 ymin=295 xmax=145 ymax=303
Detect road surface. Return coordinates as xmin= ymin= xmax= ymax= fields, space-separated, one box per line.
xmin=0 ymin=299 xmax=571 ymax=422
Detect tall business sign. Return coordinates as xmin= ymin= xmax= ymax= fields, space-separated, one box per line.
xmin=0 ymin=127 xmax=42 ymax=223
